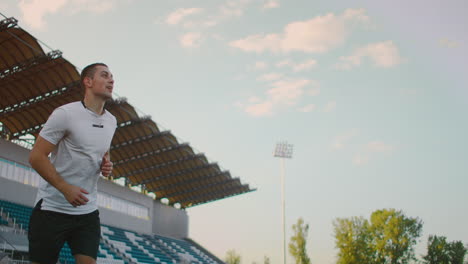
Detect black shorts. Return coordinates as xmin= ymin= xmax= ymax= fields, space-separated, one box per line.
xmin=28 ymin=199 xmax=101 ymax=264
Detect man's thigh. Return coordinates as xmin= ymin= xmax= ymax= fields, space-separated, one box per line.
xmin=68 ymin=210 xmax=101 ymax=261
xmin=75 ymin=254 xmax=97 ymax=264
xmin=28 ymin=207 xmax=70 ymax=264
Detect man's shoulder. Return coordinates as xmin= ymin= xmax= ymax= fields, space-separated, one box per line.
xmin=56 ymin=101 xmax=82 ymax=112
xmin=104 ymin=109 xmax=117 ymax=123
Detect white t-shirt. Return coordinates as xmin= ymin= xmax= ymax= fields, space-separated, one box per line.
xmin=36 ymin=101 xmax=117 ymax=215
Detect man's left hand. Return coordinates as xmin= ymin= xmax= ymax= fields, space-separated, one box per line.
xmin=101 ymin=155 xmax=113 ymax=177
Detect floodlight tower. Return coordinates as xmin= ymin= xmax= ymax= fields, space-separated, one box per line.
xmin=273 ymin=141 xmax=293 ymax=264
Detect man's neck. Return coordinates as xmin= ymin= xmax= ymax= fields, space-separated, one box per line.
xmin=83 ymin=95 xmax=106 ymax=115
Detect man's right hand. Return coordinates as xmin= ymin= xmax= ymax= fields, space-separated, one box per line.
xmin=59 ymin=183 xmax=89 ymax=207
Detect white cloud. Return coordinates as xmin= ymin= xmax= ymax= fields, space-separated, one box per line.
xmin=18 ymin=0 xmax=116 ymax=29
xmin=332 ymin=129 xmax=358 ymax=150
xmin=244 ymin=101 xmax=274 ymax=117
xmin=220 ymin=0 xmax=252 ymax=18
xmin=293 ymin=59 xmax=317 ymax=71
xmin=306 ymin=87 xmax=320 ymax=96
xmin=263 ymin=0 xmax=280 ymax=9
xmin=166 ymin=8 xmax=203 ymax=25
xmin=439 ymin=38 xmax=459 ymax=48
xmin=276 ymin=59 xmax=317 ymax=71
xmin=68 ymin=0 xmax=114 ymax=14
xmin=257 ymin=73 xmax=283 ymax=82
xmin=253 ymin=61 xmax=268 ymax=70
xmin=336 ymin=41 xmax=404 ymax=69
xmin=230 ymin=8 xmax=370 ymax=53
xmin=276 ymin=60 xmax=291 ymax=68
xmin=353 ymin=154 xmax=369 ymax=165
xmin=297 ymin=104 xmax=315 ymax=113
xmin=267 ymin=79 xmax=311 ymax=105
xmin=366 ymin=141 xmax=395 ymax=153
xmin=353 ymin=140 xmax=395 ymax=166
xmin=19 ymin=0 xmax=67 ymax=29
xmin=323 ymin=101 xmax=336 ymax=112
xmin=237 ymin=77 xmax=316 ymax=117
xmin=180 ymin=32 xmax=203 ymax=48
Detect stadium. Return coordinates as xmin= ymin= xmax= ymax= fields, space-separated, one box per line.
xmin=0 ymin=16 xmax=255 ymax=264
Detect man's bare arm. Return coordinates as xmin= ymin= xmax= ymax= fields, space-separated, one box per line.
xmin=101 ymin=150 xmax=113 ymax=177
xmin=29 ymin=136 xmax=89 ymax=207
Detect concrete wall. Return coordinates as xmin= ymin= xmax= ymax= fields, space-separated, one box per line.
xmin=152 ymin=201 xmax=189 ymax=238
xmin=0 ymin=138 xmax=189 ymax=238
xmin=0 ymin=177 xmax=37 ymax=208
xmin=0 ymin=138 xmax=30 ymax=167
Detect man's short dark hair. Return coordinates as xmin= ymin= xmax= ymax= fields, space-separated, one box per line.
xmin=80 ymin=63 xmax=108 ymax=89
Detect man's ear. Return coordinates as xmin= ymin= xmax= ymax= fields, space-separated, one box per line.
xmin=83 ymin=76 xmax=93 ymax=88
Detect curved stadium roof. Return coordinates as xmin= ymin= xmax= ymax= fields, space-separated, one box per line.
xmin=0 ymin=17 xmax=255 ymax=209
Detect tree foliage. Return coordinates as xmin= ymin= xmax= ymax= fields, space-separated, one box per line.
xmin=333 ymin=216 xmax=374 ymax=264
xmin=423 ymin=235 xmax=467 ymax=264
xmin=225 ymin=249 xmax=241 ymax=264
xmin=369 ymin=208 xmax=423 ymax=264
xmin=334 ymin=208 xmax=423 ymax=264
xmin=289 ymin=217 xmax=311 ymax=264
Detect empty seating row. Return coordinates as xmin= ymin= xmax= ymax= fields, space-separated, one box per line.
xmin=154 ymin=235 xmax=220 ymax=264
xmin=0 ymin=200 xmax=32 ymax=230
xmin=102 ymin=225 xmax=170 ymax=263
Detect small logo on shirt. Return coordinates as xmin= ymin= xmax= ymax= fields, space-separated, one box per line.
xmin=92 ymin=124 xmax=104 ymax=128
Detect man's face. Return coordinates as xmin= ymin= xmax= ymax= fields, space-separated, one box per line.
xmin=88 ymin=65 xmax=114 ymax=100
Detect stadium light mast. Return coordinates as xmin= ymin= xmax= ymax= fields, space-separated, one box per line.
xmin=273 ymin=141 xmax=293 ymax=264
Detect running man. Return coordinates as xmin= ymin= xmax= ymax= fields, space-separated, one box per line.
xmin=28 ymin=63 xmax=117 ymax=264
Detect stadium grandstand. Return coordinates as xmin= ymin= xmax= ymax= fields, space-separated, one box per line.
xmin=0 ymin=15 xmax=255 ymax=264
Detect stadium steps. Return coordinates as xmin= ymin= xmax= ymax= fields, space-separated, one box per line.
xmin=185 ymin=238 xmax=226 ymax=264
xmin=102 ymin=225 xmax=178 ymax=264
xmin=0 ymin=211 xmax=12 ymax=227
xmin=141 ymin=234 xmax=180 ymax=262
xmin=102 ymin=225 xmax=151 ymax=263
xmin=100 ymin=237 xmax=132 ymax=264
xmin=97 ymin=240 xmax=126 ymax=264
xmin=0 ymin=200 xmax=31 ymax=231
xmin=153 ymin=235 xmax=223 ymax=264
xmin=125 ymin=231 xmax=175 ymax=264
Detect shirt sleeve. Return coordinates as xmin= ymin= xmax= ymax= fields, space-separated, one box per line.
xmin=39 ymin=108 xmax=68 ymax=145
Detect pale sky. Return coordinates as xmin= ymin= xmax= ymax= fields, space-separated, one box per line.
xmin=1 ymin=0 xmax=467 ymax=263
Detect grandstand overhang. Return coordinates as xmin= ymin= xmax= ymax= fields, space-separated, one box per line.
xmin=0 ymin=16 xmax=255 ymax=209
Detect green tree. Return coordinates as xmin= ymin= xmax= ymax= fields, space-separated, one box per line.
xmin=333 ymin=216 xmax=374 ymax=264
xmin=447 ymin=240 xmax=467 ymax=264
xmin=333 ymin=209 xmax=423 ymax=264
xmin=423 ymin=235 xmax=467 ymax=264
xmin=423 ymin=235 xmax=450 ymax=264
xmin=263 ymin=256 xmax=270 ymax=264
xmin=225 ymin=249 xmax=241 ymax=264
xmin=369 ymin=209 xmax=423 ymax=264
xmin=289 ymin=218 xmax=311 ymax=264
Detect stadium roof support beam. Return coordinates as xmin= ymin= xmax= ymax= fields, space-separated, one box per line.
xmin=117 ymin=153 xmax=205 ymax=179
xmin=149 ymin=171 xmax=228 ymax=193
xmin=113 ymin=143 xmax=189 ymax=166
xmin=110 ymin=131 xmax=172 ymax=150
xmin=0 ymin=80 xmax=80 ymax=116
xmin=178 ymin=184 xmax=250 ymax=205
xmin=0 ymin=50 xmax=62 ymax=79
xmin=0 ymin=17 xmax=18 ymax=31
xmin=165 ymin=178 xmax=237 ymax=199
xmin=139 ymin=163 xmax=216 ymax=185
